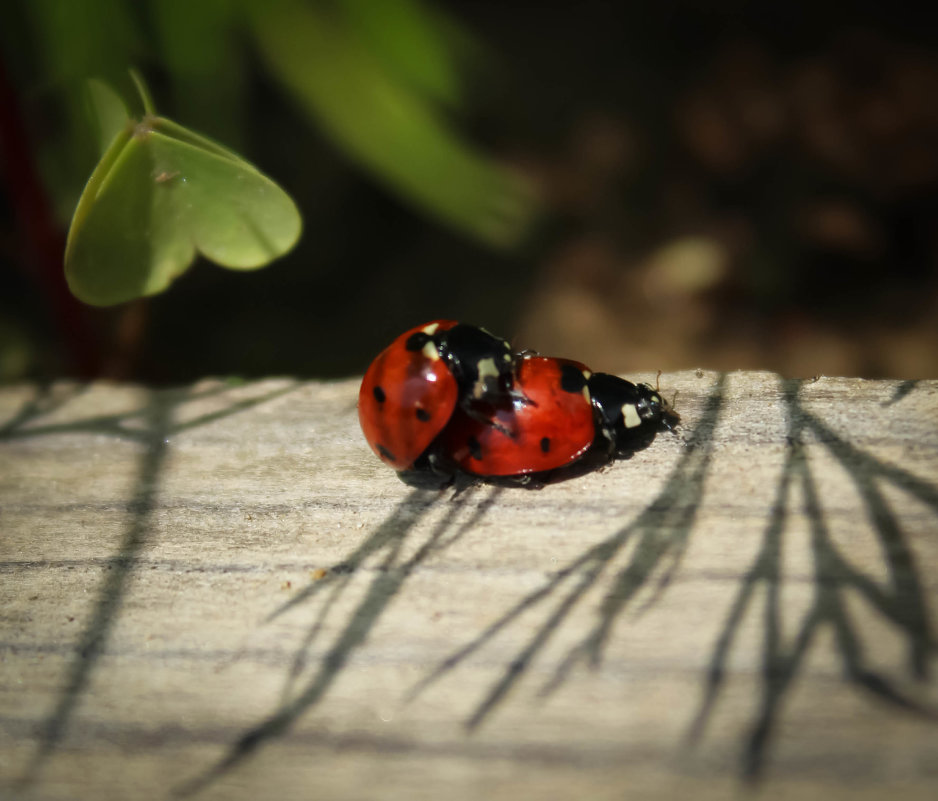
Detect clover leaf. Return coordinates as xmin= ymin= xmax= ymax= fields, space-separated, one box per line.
xmin=65 ymin=80 xmax=301 ymax=307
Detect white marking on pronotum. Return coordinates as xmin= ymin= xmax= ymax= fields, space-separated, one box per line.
xmin=474 ymin=357 xmax=499 ymax=398
xmin=622 ymin=403 xmax=642 ymax=429
xmin=419 ymin=323 xmax=441 ymax=360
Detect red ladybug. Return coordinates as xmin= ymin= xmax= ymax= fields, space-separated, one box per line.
xmin=434 ymin=359 xmax=676 ymax=479
xmin=358 ymin=320 xmax=516 ymax=471
xmin=436 ymin=356 xmax=596 ymax=476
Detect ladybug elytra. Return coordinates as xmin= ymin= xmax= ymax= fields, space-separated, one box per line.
xmin=358 ymin=320 xmax=517 ymax=470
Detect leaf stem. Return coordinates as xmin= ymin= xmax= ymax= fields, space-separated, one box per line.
xmin=129 ymin=69 xmax=156 ymax=117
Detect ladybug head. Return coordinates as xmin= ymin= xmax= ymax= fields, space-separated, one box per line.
xmin=588 ymin=373 xmax=680 ymax=453
xmin=635 ymin=383 xmax=680 ymax=430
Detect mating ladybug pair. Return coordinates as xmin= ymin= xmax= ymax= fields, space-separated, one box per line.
xmin=358 ymin=320 xmax=678 ymax=486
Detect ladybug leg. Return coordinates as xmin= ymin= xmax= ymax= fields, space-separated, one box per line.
xmin=482 ymin=472 xmax=548 ymax=490
xmin=448 ymin=471 xmax=483 ymax=498
xmin=399 ymin=450 xmax=458 ymax=489
xmin=459 ymin=392 xmax=528 ymax=438
xmin=461 ymin=403 xmax=517 ymax=438
xmin=662 ymin=391 xmax=681 ymax=430
xmin=397 ymin=467 xmax=455 ymax=490
xmin=509 ymin=385 xmax=538 ymax=408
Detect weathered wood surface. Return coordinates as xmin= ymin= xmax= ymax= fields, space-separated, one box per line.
xmin=1 ymin=371 xmax=936 ymax=801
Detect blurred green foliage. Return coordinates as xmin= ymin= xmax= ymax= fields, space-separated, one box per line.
xmin=3 ymin=0 xmax=538 ymax=309
xmin=247 ymin=0 xmax=536 ymax=247
xmin=4 ymin=1 xmax=936 ymax=382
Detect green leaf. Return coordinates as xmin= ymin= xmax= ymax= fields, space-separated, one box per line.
xmin=65 ymin=115 xmax=302 ymax=306
xmin=83 ymin=78 xmax=131 ymax=156
xmin=248 ymin=0 xmax=537 ymax=248
xmin=339 ymin=0 xmax=464 ymax=108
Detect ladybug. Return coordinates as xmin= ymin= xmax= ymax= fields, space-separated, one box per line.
xmin=433 ymin=357 xmax=677 ymax=480
xmin=358 ymin=320 xmax=517 ymax=471
xmin=587 ymin=372 xmax=676 ymax=457
xmin=436 ymin=356 xmax=596 ymax=476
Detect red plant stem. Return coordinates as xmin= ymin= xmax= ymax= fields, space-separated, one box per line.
xmin=0 ymin=55 xmax=101 ymax=377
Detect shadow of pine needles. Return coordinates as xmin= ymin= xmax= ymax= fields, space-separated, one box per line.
xmin=408 ymin=374 xmax=727 ymax=729
xmin=406 ymin=374 xmax=937 ymax=780
xmin=10 ymin=373 xmax=935 ymax=792
xmin=7 ymin=380 xmax=302 ymax=789
xmin=686 ymin=377 xmax=938 ymax=779
xmin=176 ymin=486 xmax=504 ymax=797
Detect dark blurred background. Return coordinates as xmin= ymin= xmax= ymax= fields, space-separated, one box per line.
xmin=2 ymin=0 xmax=937 ymax=383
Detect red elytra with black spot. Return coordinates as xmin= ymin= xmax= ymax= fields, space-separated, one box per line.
xmin=358 ymin=320 xmax=460 ymax=470
xmin=439 ymin=356 xmax=596 ymax=476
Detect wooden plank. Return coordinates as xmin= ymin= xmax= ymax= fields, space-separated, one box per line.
xmin=1 ymin=372 xmax=936 ymax=801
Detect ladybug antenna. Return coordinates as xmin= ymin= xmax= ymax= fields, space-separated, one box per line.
xmin=661 ymin=389 xmax=681 ymax=433
xmin=655 ymin=369 xmax=662 ymax=393
xmin=666 ymin=390 xmax=678 ymax=414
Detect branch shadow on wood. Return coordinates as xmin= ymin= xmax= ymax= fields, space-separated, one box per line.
xmin=0 ymin=381 xmax=87 ymax=436
xmin=175 ymin=486 xmax=504 ymax=798
xmin=0 ymin=380 xmax=300 ymax=443
xmin=16 ymin=392 xmax=172 ymax=789
xmin=686 ymin=378 xmax=938 ymax=781
xmin=408 ymin=374 xmax=727 ymax=729
xmin=11 ymin=380 xmax=303 ymax=789
xmin=883 ymin=379 xmax=920 ymax=406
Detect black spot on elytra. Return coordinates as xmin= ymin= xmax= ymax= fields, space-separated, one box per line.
xmin=373 ymin=386 xmax=386 ymax=403
xmin=467 ymin=436 xmax=482 ymax=460
xmin=405 ymin=332 xmax=431 ymax=352
xmin=560 ymin=365 xmax=588 ymax=394
xmin=540 ymin=436 xmax=551 ymax=453
xmin=415 ymin=408 xmax=432 ymax=422
xmin=377 ymin=444 xmax=396 ymax=463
